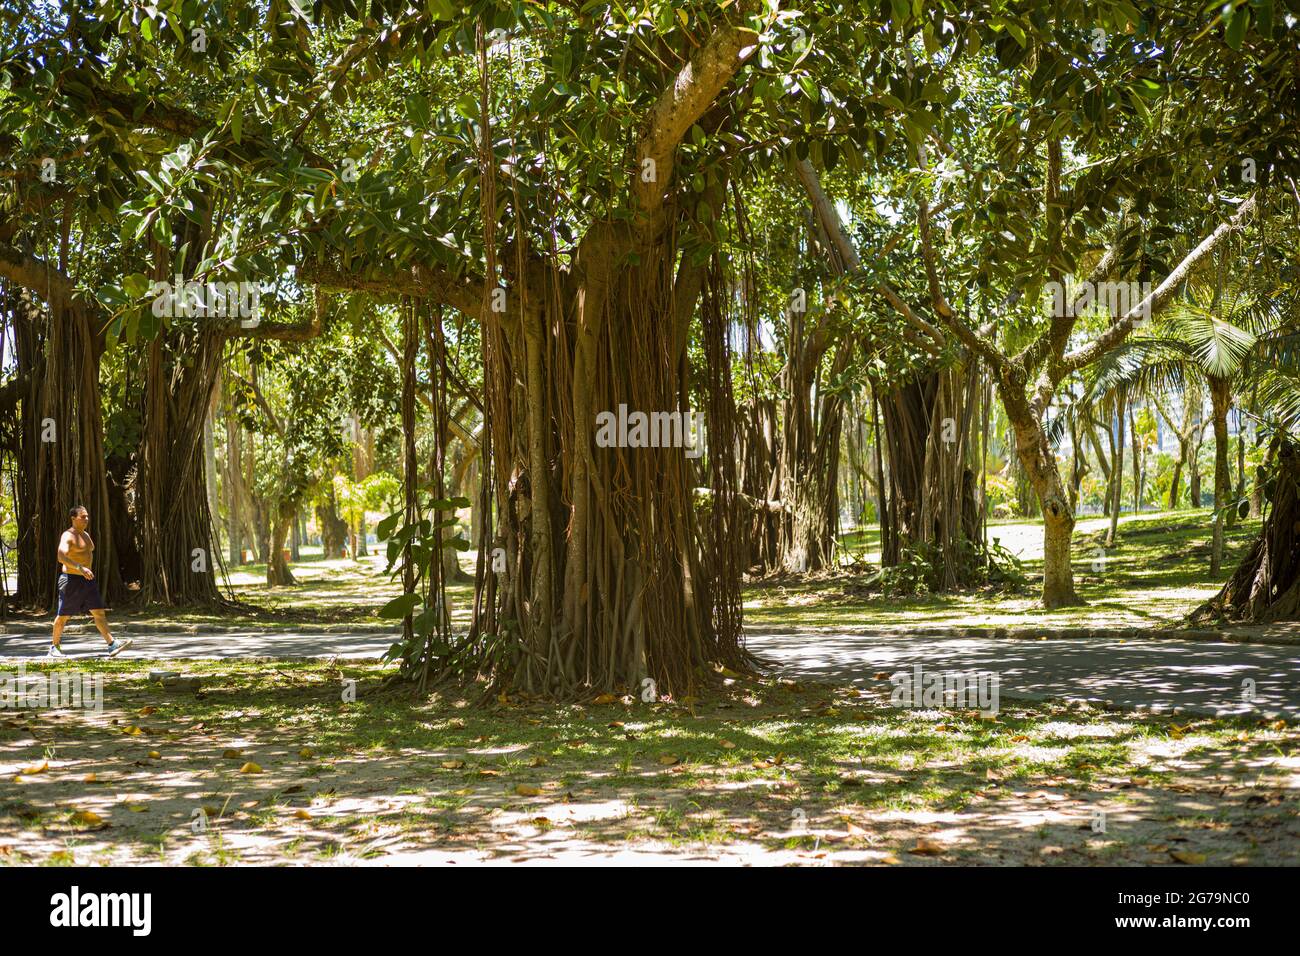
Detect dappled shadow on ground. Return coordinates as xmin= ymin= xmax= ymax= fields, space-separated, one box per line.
xmin=0 ymin=628 xmax=396 ymax=660
xmin=747 ymin=632 xmax=1300 ymax=720
xmin=0 ymin=662 xmax=1294 ymax=866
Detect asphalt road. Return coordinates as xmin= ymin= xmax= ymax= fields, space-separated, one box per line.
xmin=1 ymin=624 xmax=1294 ymax=719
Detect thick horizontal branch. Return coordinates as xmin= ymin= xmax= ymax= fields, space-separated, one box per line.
xmin=0 ymin=244 xmax=77 ymax=306
xmin=300 ymin=259 xmax=490 ymax=321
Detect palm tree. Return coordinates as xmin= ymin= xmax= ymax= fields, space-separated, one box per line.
xmin=1088 ymin=278 xmax=1277 ymax=573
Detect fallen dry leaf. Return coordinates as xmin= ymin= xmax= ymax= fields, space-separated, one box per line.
xmin=909 ymin=838 xmax=946 ymax=856
xmin=1170 ymin=850 xmax=1207 ymax=865
xmin=20 ymin=761 xmax=49 ymax=775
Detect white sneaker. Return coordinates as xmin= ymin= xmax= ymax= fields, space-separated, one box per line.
xmin=46 ymin=644 xmax=65 ymax=658
xmin=106 ymin=638 xmax=133 ymax=658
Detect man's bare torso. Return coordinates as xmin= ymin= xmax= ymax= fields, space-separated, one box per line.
xmin=59 ymin=529 xmax=94 ymax=574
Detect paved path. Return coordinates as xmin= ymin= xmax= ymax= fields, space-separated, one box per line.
xmin=0 ymin=626 xmax=397 ymax=661
xmin=1 ymin=624 xmax=1295 ymax=719
xmin=745 ymin=630 xmax=1298 ymax=719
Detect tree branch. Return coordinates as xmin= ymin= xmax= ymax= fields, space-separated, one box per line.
xmin=1061 ymin=196 xmax=1257 ymax=373
xmin=631 ymin=6 xmax=763 ymax=238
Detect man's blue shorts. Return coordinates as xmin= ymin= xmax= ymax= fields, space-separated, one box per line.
xmin=56 ymin=572 xmax=106 ymax=615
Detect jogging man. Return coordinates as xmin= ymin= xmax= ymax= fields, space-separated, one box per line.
xmin=49 ymin=506 xmax=131 ymax=658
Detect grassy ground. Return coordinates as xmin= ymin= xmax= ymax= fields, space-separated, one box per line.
xmin=746 ymin=508 xmax=1261 ymax=631
xmin=2 ymin=508 xmax=1258 ymax=636
xmin=2 ymin=659 xmax=1295 ymax=866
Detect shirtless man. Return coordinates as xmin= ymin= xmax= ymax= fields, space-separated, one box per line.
xmin=48 ymin=506 xmax=132 ymax=658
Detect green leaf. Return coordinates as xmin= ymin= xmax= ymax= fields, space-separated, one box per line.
xmin=376 ymin=510 xmax=404 ymax=541
xmin=296 ymin=166 xmax=335 ymax=183
xmin=379 ymin=592 xmax=422 ymax=619
xmin=406 ymin=93 xmax=431 ymax=128
xmin=122 ymin=273 xmax=152 ymax=298
xmin=1225 ymin=6 xmax=1249 ymax=49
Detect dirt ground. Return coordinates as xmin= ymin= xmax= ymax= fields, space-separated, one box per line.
xmin=1 ymin=660 xmax=1295 ymax=866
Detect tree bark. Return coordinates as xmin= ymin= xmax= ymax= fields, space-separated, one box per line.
xmin=1209 ymin=376 xmax=1232 ymax=576
xmin=1106 ymin=388 xmax=1126 ymax=546
xmin=1192 ymin=438 xmax=1300 ymax=623
xmin=11 ymin=291 xmax=120 ymax=609
xmin=1002 ymin=384 xmax=1081 ymax=607
xmin=266 ymin=498 xmax=296 ymax=586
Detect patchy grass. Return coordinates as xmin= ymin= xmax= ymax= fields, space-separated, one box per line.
xmin=2 ymin=552 xmax=476 ymax=634
xmin=746 ymin=508 xmax=1263 ymax=631
xmin=1 ymin=659 xmax=1294 ymax=866
xmin=2 ymin=509 xmax=1258 ymax=637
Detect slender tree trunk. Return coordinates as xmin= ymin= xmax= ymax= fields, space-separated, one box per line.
xmin=1209 ymin=377 xmax=1232 ymax=576
xmin=1129 ymin=401 xmax=1140 ymax=513
xmin=1186 ymin=382 xmax=1205 ymax=509
xmin=1250 ymin=438 xmax=1273 ymax=519
xmin=995 ymin=375 xmax=1081 ymax=607
xmin=1169 ymin=446 xmax=1185 ymax=511
xmin=243 ymin=428 xmax=261 ymax=561
xmin=266 ymin=498 xmax=296 ymax=586
xmin=1006 ymin=405 xmax=1080 ymax=607
xmin=1106 ymin=388 xmax=1126 ymax=546
xmin=224 ymin=397 xmax=244 ymax=564
xmin=1227 ymin=412 xmax=1246 ymax=529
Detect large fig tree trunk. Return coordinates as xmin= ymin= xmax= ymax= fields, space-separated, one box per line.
xmin=1192 ymin=438 xmax=1300 ymax=623
xmin=12 ymin=292 xmax=120 ymax=608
